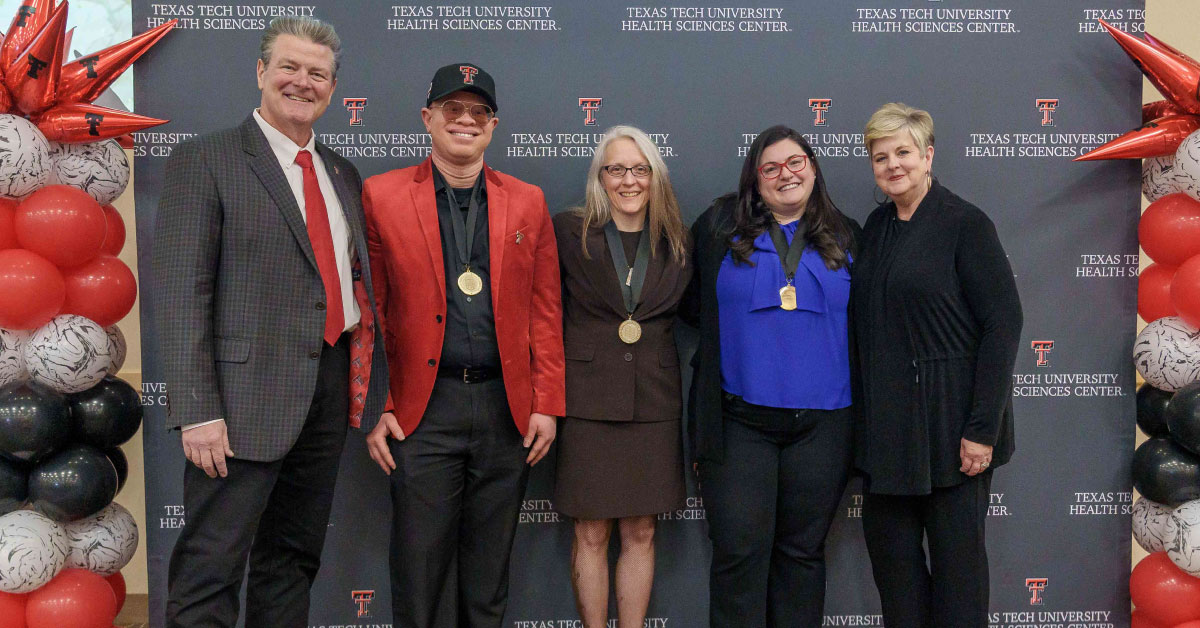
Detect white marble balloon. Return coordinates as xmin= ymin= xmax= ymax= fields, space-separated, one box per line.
xmin=1166 ymin=499 xmax=1200 ymax=577
xmin=47 ymin=140 xmax=130 ymax=206
xmin=1134 ymin=316 xmax=1200 ymax=392
xmin=1134 ymin=496 xmax=1174 ymax=553
xmin=64 ymin=502 xmax=137 ymax=576
xmin=1143 ymin=154 xmax=1181 ymax=203
xmin=0 ymin=509 xmax=68 ymax=593
xmin=104 ymin=325 xmax=127 ymax=374
xmin=1176 ymin=129 xmax=1200 ymax=202
xmin=0 ymin=328 xmax=29 ymax=388
xmin=0 ymin=115 xmax=50 ymax=200
xmin=23 ymin=315 xmax=114 ymax=394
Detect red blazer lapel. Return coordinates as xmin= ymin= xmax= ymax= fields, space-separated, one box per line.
xmin=485 ymin=165 xmax=510 ymax=300
xmin=412 ymin=160 xmax=446 ymax=302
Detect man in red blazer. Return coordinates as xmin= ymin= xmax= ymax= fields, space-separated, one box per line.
xmin=361 ymin=63 xmax=565 ymax=628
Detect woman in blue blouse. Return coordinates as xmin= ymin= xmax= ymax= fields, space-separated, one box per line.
xmin=681 ymin=125 xmax=859 ymax=627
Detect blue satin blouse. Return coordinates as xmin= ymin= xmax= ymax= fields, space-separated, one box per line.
xmin=716 ymin=219 xmax=852 ymax=410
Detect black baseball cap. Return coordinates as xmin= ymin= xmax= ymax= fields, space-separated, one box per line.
xmin=426 ymin=63 xmax=498 ymax=113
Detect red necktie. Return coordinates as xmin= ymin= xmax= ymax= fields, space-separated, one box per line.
xmin=295 ymin=149 xmax=345 ymax=346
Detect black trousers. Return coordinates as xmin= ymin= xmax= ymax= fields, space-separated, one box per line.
xmin=861 ymin=471 xmax=992 ymax=628
xmin=165 ymin=335 xmax=349 ymax=628
xmin=700 ymin=400 xmax=853 ymax=628
xmin=388 ymin=375 xmax=530 ymax=628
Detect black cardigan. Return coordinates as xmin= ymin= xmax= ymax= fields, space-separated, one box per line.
xmin=680 ymin=196 xmax=860 ymax=464
xmin=850 ymin=181 xmax=1022 ymax=495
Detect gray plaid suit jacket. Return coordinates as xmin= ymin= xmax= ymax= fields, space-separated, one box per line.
xmin=152 ymin=115 xmax=389 ymax=462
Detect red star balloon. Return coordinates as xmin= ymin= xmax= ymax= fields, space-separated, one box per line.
xmin=1081 ymin=23 xmax=1200 ymax=161
xmin=36 ymin=102 xmax=168 ymax=143
xmin=58 ymin=20 xmax=177 ymax=106
xmin=0 ymin=0 xmax=55 ymax=77
xmin=1145 ymin=32 xmax=1200 ymax=68
xmin=1075 ymin=114 xmax=1200 ymax=162
xmin=1100 ymin=20 xmax=1200 ymax=115
xmin=4 ymin=0 xmax=66 ymax=115
xmin=1145 ymin=100 xmax=1186 ymax=124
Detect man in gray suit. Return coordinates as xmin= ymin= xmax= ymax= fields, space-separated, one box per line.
xmin=152 ymin=16 xmax=387 ymax=627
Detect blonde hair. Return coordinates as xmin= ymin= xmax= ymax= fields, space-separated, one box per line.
xmin=864 ymin=102 xmax=934 ymax=154
xmin=578 ymin=125 xmax=687 ymax=264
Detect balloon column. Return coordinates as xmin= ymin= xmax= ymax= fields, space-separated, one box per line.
xmin=1083 ymin=20 xmax=1200 ymax=628
xmin=0 ymin=2 xmax=175 ymax=626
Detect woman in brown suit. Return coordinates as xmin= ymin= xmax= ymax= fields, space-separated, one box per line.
xmin=553 ymin=125 xmax=691 ymax=628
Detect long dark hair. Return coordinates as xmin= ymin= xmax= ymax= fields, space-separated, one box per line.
xmin=728 ymin=125 xmax=853 ymax=270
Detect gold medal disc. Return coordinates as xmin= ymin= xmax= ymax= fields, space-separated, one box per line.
xmin=779 ymin=285 xmax=797 ymax=311
xmin=457 ymin=270 xmax=483 ymax=295
xmin=618 ymin=319 xmax=643 ymax=344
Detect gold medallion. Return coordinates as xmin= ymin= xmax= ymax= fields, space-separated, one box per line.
xmin=457 ymin=270 xmax=483 ymax=295
xmin=618 ymin=319 xmax=642 ymax=344
xmin=779 ymin=285 xmax=797 ymax=311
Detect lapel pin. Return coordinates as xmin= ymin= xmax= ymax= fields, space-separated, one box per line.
xmin=515 ymin=230 xmax=524 ymax=244
xmin=334 ymin=166 xmax=340 ymax=175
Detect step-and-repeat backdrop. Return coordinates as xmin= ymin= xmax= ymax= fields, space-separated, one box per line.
xmin=133 ymin=2 xmax=1144 ymax=626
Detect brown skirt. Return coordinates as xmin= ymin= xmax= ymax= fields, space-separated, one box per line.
xmin=553 ymin=416 xmax=686 ymax=520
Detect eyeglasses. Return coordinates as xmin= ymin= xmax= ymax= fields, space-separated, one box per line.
xmin=757 ymin=154 xmax=808 ymax=179
xmin=430 ymin=100 xmax=495 ymax=124
xmin=602 ymin=164 xmax=652 ymax=179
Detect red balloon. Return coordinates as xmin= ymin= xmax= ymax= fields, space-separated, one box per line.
xmin=0 ymin=0 xmax=55 ymax=74
xmin=0 ymin=249 xmax=64 ymax=330
xmin=0 ymin=198 xmax=18 ymax=250
xmin=104 ymin=572 xmax=125 ymax=612
xmin=1101 ymin=20 xmax=1200 ymax=116
xmin=0 ymin=591 xmax=28 ymax=628
xmin=57 ymin=20 xmax=177 ymax=105
xmin=4 ymin=1 xmax=67 ymax=115
xmin=60 ymin=256 xmax=136 ymax=327
xmin=1131 ymin=552 xmax=1200 ymax=626
xmin=1075 ymin=115 xmax=1200 ymax=161
xmin=1175 ymin=622 xmax=1200 ymax=628
xmin=99 ymin=205 xmax=125 ymax=256
xmin=1144 ymin=100 xmax=1187 ymax=123
xmin=35 ymin=103 xmax=168 ymax=144
xmin=1141 ymin=193 xmax=1200 ymax=266
xmin=1142 ymin=263 xmax=1179 ymax=323
xmin=14 ymin=185 xmax=105 ymax=268
xmin=1174 ymin=256 xmax=1200 ymax=328
xmin=25 ymin=569 xmax=117 ymax=628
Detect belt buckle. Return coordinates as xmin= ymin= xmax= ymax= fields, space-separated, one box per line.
xmin=462 ymin=368 xmax=471 ymax=383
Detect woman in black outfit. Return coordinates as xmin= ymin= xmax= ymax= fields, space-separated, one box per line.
xmin=681 ymin=125 xmax=858 ymax=627
xmin=851 ymin=102 xmax=1022 ymax=628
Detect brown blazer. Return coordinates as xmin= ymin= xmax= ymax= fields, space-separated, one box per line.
xmin=553 ymin=211 xmax=692 ymax=423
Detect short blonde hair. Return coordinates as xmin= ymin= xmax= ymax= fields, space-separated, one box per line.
xmin=864 ymin=102 xmax=934 ymax=154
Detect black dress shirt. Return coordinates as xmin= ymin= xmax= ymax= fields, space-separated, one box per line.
xmin=433 ymin=165 xmax=501 ymax=370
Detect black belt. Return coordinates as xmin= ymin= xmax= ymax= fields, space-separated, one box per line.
xmin=437 ymin=365 xmax=500 ymax=384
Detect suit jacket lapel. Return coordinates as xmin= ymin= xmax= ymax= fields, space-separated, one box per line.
xmin=635 ymin=240 xmax=675 ymax=318
xmin=577 ymin=222 xmax=629 ymax=317
xmin=412 ymin=161 xmax=447 ymax=302
xmin=486 ymin=165 xmax=509 ymax=298
xmin=241 ymin=118 xmax=319 ymax=272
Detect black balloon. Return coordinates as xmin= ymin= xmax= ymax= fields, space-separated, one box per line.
xmin=104 ymin=446 xmax=128 ymax=494
xmin=1168 ymin=381 xmax=1200 ymax=455
xmin=27 ymin=442 xmax=118 ymax=521
xmin=1138 ymin=383 xmax=1174 ymax=438
xmin=0 ymin=383 xmax=71 ymax=463
xmin=0 ymin=456 xmax=27 ymax=515
xmin=1133 ymin=437 xmax=1200 ymax=506
xmin=69 ymin=376 xmax=143 ymax=449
